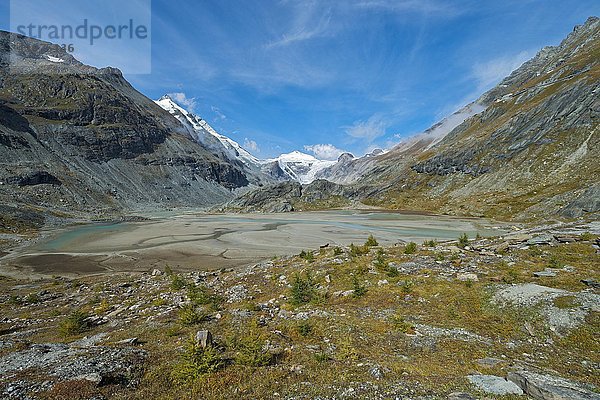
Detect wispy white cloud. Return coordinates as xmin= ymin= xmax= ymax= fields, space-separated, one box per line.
xmin=167 ymin=92 xmax=197 ymax=112
xmin=472 ymin=50 xmax=531 ymax=91
xmin=345 ymin=114 xmax=390 ymax=142
xmin=243 ymin=138 xmax=260 ymax=153
xmin=355 ymin=0 xmax=461 ymax=16
xmin=436 ymin=50 xmax=533 ymax=119
xmin=211 ymin=106 xmax=227 ymax=121
xmin=266 ymin=4 xmax=333 ymax=49
xmin=304 ymin=143 xmax=348 ymax=160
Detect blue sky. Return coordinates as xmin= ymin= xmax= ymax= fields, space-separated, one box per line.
xmin=2 ymin=1 xmax=599 ymax=159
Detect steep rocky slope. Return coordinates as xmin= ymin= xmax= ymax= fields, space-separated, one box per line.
xmin=356 ymin=16 xmax=600 ymax=221
xmin=0 ymin=32 xmax=253 ymax=231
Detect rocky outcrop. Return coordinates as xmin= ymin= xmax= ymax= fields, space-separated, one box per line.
xmin=0 ymin=31 xmax=255 ymax=227
xmin=220 ymin=179 xmax=358 ymax=212
xmin=6 ymin=171 xmax=61 ymax=186
xmin=0 ymin=340 xmax=146 ymax=399
xmin=561 ymin=183 xmax=600 ymax=218
xmin=508 ymin=370 xmax=600 ymax=400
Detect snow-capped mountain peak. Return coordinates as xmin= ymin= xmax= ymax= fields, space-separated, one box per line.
xmin=266 ymin=151 xmax=336 ymax=184
xmin=155 ymin=95 xmax=260 ymax=166
xmin=157 ymin=95 xmax=339 ymax=184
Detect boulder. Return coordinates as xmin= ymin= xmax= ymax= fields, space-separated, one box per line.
xmin=457 ymin=273 xmax=479 ymax=282
xmin=467 ymin=374 xmax=523 ymax=395
xmin=508 ymin=370 xmax=600 ymax=400
xmin=527 ymin=235 xmax=555 ymax=246
xmin=581 ymin=279 xmax=600 ymax=289
xmin=195 ymin=330 xmax=213 ymax=349
xmin=534 ymin=269 xmax=558 ymax=278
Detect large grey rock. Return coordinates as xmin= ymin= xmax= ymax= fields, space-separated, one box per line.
xmin=194 ymin=330 xmax=213 ymax=349
xmin=508 ymin=370 xmax=600 ymax=400
xmin=527 ymin=235 xmax=555 ymax=246
xmin=467 ymin=374 xmax=523 ymax=395
xmin=534 ymin=269 xmax=558 ymax=277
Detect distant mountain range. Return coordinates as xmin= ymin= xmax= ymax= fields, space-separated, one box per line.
xmin=156 ymin=95 xmax=339 ymax=184
xmin=0 ymin=16 xmax=598 ymax=232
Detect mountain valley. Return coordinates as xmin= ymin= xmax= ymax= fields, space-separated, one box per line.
xmin=0 ymin=11 xmax=598 ymax=400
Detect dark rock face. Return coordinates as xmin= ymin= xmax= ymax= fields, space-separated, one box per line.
xmin=7 ymin=170 xmax=62 ymax=186
xmin=230 ymin=181 xmax=303 ymax=210
xmin=411 ymin=149 xmax=490 ymax=176
xmin=222 ymin=179 xmax=358 ymax=213
xmin=561 ymin=184 xmax=600 ymax=218
xmin=0 ymin=31 xmax=253 ymax=223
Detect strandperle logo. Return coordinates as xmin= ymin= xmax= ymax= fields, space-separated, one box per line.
xmin=15 ymin=19 xmax=149 ymax=47
xmin=10 ymin=0 xmax=152 ymax=75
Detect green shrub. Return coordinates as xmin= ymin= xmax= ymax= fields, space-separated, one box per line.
xmin=424 ymin=240 xmax=437 ymax=247
xmin=349 ymin=243 xmax=368 ymax=257
xmin=172 ymin=335 xmax=224 ymax=383
xmin=352 ymin=276 xmax=367 ymax=298
xmin=314 ymin=352 xmax=331 ymax=363
xmin=390 ymin=314 xmax=416 ymax=334
xmin=373 ymin=249 xmax=386 ymax=271
xmin=187 ymin=283 xmax=223 ymax=310
xmin=297 ymin=321 xmax=313 ymax=337
xmin=365 ymin=234 xmax=378 ymax=247
xmin=333 ymin=247 xmax=343 ymax=256
xmin=404 ymin=242 xmax=417 ymax=254
xmin=387 ymin=266 xmax=399 ymax=277
xmin=170 ymin=274 xmax=187 ymax=290
xmin=400 ymin=279 xmax=414 ymax=294
xmin=299 ymin=250 xmax=315 ymax=262
xmin=59 ymin=310 xmax=91 ymax=336
xmin=178 ymin=305 xmax=206 ymax=326
xmin=458 ymin=233 xmax=470 ymax=249
xmin=25 ymin=293 xmax=41 ymax=304
xmin=290 ymin=273 xmax=316 ymax=306
xmin=233 ymin=327 xmax=272 ymax=367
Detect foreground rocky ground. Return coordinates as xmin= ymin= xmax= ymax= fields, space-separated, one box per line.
xmin=0 ymin=223 xmax=598 ymax=399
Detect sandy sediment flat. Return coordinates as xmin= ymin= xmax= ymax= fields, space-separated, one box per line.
xmin=0 ymin=211 xmax=505 ymax=278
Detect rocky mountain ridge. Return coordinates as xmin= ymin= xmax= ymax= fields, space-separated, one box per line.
xmin=362 ymin=16 xmax=600 ymax=221
xmin=0 ymin=31 xmax=256 ymax=232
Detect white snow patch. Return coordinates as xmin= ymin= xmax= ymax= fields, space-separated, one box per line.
xmin=44 ymin=55 xmax=65 ymax=63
